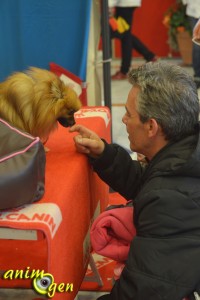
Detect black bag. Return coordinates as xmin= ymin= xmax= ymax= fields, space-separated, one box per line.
xmin=0 ymin=118 xmax=46 ymax=209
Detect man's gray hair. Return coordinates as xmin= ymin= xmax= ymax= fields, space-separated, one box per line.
xmin=128 ymin=61 xmax=200 ymax=141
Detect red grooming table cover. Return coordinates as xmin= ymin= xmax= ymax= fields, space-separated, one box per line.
xmin=0 ymin=106 xmax=111 ymax=299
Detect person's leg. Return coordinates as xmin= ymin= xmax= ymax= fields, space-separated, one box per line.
xmin=109 ymin=17 xmax=126 ymax=78
xmin=109 ymin=23 xmax=119 ymax=58
xmin=132 ymin=34 xmax=156 ymax=61
xmin=115 ymin=6 xmax=135 ymax=75
xmin=188 ymin=16 xmax=200 ymax=88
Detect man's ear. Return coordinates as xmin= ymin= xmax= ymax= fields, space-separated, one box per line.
xmin=146 ymin=118 xmax=159 ymax=138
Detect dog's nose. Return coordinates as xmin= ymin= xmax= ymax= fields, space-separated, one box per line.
xmin=68 ymin=117 xmax=76 ymax=126
xmin=57 ymin=116 xmax=75 ymax=127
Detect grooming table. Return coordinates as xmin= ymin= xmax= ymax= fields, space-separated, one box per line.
xmin=0 ymin=106 xmax=111 ymax=300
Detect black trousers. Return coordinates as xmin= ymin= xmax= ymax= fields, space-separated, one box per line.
xmin=110 ymin=6 xmax=155 ymax=74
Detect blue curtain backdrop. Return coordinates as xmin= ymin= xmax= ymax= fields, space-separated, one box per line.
xmin=0 ymin=0 xmax=92 ymax=81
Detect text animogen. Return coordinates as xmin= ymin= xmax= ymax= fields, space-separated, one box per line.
xmin=3 ymin=267 xmax=73 ymax=298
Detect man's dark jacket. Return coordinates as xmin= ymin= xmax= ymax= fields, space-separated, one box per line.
xmin=91 ymin=129 xmax=200 ymax=300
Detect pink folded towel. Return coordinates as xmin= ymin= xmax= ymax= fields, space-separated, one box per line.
xmin=90 ymin=206 xmax=136 ymax=261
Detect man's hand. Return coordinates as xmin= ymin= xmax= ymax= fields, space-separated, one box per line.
xmin=69 ymin=124 xmax=105 ymax=158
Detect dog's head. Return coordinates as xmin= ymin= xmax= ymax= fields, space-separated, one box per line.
xmin=52 ymin=81 xmax=81 ymax=127
xmin=27 ymin=67 xmax=82 ymax=127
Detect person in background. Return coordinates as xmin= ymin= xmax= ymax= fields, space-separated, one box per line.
xmin=193 ymin=18 xmax=200 ymax=38
xmin=70 ymin=61 xmax=200 ymax=299
xmin=109 ymin=0 xmax=157 ymax=80
xmin=182 ymin=0 xmax=200 ymax=89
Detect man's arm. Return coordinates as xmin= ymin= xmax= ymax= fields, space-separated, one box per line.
xmin=70 ymin=124 xmax=143 ymax=200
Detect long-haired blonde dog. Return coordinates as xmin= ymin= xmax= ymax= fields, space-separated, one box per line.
xmin=0 ymin=67 xmax=82 ymax=143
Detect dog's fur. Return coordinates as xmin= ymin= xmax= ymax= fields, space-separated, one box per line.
xmin=0 ymin=67 xmax=81 ymax=142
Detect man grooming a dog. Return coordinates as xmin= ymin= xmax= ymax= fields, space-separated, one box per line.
xmin=70 ymin=61 xmax=200 ymax=299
